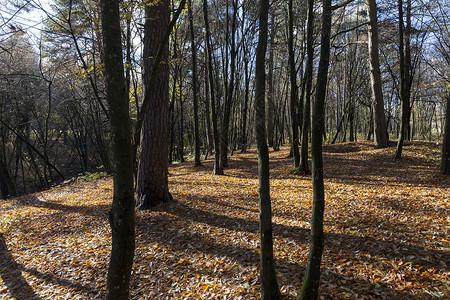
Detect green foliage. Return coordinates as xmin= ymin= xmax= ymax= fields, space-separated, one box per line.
xmin=60 ymin=170 xmax=108 ymax=186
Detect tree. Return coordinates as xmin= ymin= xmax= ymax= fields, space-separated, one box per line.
xmin=203 ymin=0 xmax=223 ymax=175
xmin=299 ymin=0 xmax=331 ymax=297
xmin=100 ymin=0 xmax=135 ymax=297
xmin=188 ymin=0 xmax=201 ymax=167
xmin=288 ymin=0 xmax=300 ymax=169
xmin=219 ymin=0 xmax=238 ymax=170
xmin=367 ymin=0 xmax=389 ymax=148
xmin=266 ymin=9 xmax=276 ymax=149
xmin=0 ymin=152 xmax=16 ymax=199
xmin=136 ymin=0 xmax=172 ymax=209
xmin=299 ymin=0 xmax=314 ymax=175
xmin=394 ymin=0 xmax=408 ymax=159
xmin=442 ymin=93 xmax=450 ymax=175
xmin=255 ymin=0 xmax=282 ymax=298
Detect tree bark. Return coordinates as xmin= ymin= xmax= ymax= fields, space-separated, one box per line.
xmin=299 ymin=0 xmax=314 ymax=175
xmin=204 ymin=62 xmax=214 ymax=156
xmin=367 ymin=0 xmax=388 ymax=148
xmin=0 ymin=152 xmax=16 ymax=199
xmin=441 ymin=93 xmax=450 ymax=175
xmin=100 ymin=0 xmax=135 ymax=297
xmin=131 ymin=0 xmax=185 ymax=172
xmin=289 ymin=0 xmax=300 ymax=169
xmin=203 ymin=0 xmax=223 ymax=175
xmin=255 ymin=0 xmax=282 ymax=298
xmin=240 ymin=44 xmax=251 ymax=152
xmin=394 ymin=0 xmax=408 ymax=159
xmin=188 ymin=0 xmax=201 ymax=166
xmin=267 ymin=10 xmax=276 ymax=149
xmin=220 ymin=0 xmax=238 ymax=169
xmin=136 ymin=0 xmax=172 ymax=209
xmin=299 ymin=0 xmax=331 ymax=298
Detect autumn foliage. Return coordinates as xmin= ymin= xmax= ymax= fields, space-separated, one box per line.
xmin=0 ymin=141 xmax=449 ymax=299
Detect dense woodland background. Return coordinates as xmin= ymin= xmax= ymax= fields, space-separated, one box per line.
xmin=0 ymin=0 xmax=450 ymax=298
xmin=0 ymin=0 xmax=449 ymax=196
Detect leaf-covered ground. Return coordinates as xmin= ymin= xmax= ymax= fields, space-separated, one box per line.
xmin=1 ymin=141 xmax=449 ymax=299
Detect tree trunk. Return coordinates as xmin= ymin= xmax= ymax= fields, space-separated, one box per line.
xmin=394 ymin=0 xmax=408 ymax=159
xmin=255 ymin=0 xmax=282 ymax=298
xmin=404 ymin=0 xmax=412 ymax=142
xmin=203 ymin=0 xmax=223 ymax=175
xmin=289 ymin=0 xmax=300 ymax=169
xmin=178 ymin=69 xmax=185 ymax=163
xmin=367 ymin=0 xmax=388 ymax=148
xmin=204 ymin=62 xmax=214 ymax=156
xmin=299 ymin=0 xmax=331 ymax=298
xmin=299 ymin=0 xmax=314 ymax=175
xmin=0 ymin=152 xmax=16 ymax=199
xmin=136 ymin=0 xmax=172 ymax=209
xmin=240 ymin=45 xmax=251 ymax=152
xmin=441 ymin=93 xmax=450 ymax=175
xmin=169 ymin=66 xmax=178 ymax=164
xmin=188 ymin=0 xmax=201 ymax=166
xmin=220 ymin=0 xmax=238 ymax=169
xmin=267 ymin=10 xmax=276 ymax=148
xmin=100 ymin=0 xmax=135 ymax=297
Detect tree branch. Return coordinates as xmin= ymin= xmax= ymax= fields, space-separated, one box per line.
xmin=332 ymin=0 xmax=357 ymax=11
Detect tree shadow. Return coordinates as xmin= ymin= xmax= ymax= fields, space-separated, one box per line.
xmin=148 ymin=201 xmax=450 ymax=273
xmin=135 ymin=204 xmax=440 ymax=299
xmin=0 ymin=233 xmax=40 ymax=300
xmin=12 ymin=195 xmax=110 ymax=219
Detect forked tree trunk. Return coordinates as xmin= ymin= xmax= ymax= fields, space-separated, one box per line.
xmin=299 ymin=0 xmax=331 ymax=298
xmin=100 ymin=0 xmax=135 ymax=297
xmin=255 ymin=0 xmax=282 ymax=298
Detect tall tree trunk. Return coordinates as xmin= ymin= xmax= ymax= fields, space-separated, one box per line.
xmin=267 ymin=10 xmax=276 ymax=148
xmin=299 ymin=0 xmax=331 ymax=298
xmin=240 ymin=46 xmax=251 ymax=152
xmin=394 ymin=0 xmax=408 ymax=159
xmin=289 ymin=0 xmax=300 ymax=169
xmin=441 ymin=93 xmax=450 ymax=175
xmin=136 ymin=0 xmax=172 ymax=209
xmin=404 ymin=0 xmax=412 ymax=141
xmin=203 ymin=0 xmax=223 ymax=175
xmin=367 ymin=0 xmax=388 ymax=148
xmin=100 ymin=0 xmax=135 ymax=298
xmin=169 ymin=64 xmax=178 ymax=164
xmin=125 ymin=13 xmax=132 ymax=98
xmin=131 ymin=0 xmax=185 ymax=172
xmin=178 ymin=69 xmax=185 ymax=163
xmin=188 ymin=0 xmax=201 ymax=166
xmin=204 ymin=63 xmax=214 ymax=156
xmin=299 ymin=0 xmax=314 ymax=175
xmin=220 ymin=0 xmax=238 ymax=169
xmin=255 ymin=0 xmax=282 ymax=298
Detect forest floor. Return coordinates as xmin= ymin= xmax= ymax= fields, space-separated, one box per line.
xmin=0 ymin=141 xmax=449 ymax=299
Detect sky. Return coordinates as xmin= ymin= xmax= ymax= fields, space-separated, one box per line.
xmin=0 ymin=0 xmax=53 ymax=46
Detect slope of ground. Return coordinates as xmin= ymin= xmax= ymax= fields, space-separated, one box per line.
xmin=0 ymin=141 xmax=449 ymax=299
